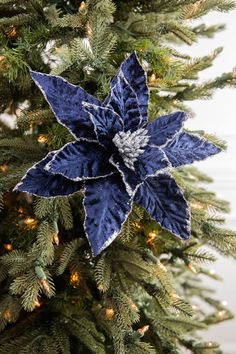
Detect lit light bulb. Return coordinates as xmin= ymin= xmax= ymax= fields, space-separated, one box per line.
xmin=217 ymin=310 xmax=226 ymax=319
xmin=7 ymin=25 xmax=17 ymax=39
xmin=53 ymin=233 xmax=59 ymax=246
xmin=190 ymin=201 xmax=204 ymax=210
xmin=188 ymin=174 xmax=197 ymax=181
xmin=166 ymin=56 xmax=175 ymax=63
xmin=171 ymin=293 xmax=180 ymax=300
xmin=79 ymin=1 xmax=86 ymax=11
xmin=188 ymin=263 xmax=198 ymax=274
xmin=41 ymin=279 xmax=50 ymax=292
xmin=208 ymin=341 xmax=213 ymax=347
xmin=70 ymin=271 xmax=80 ymax=288
xmin=37 ymin=134 xmax=48 ymax=144
xmin=221 ymin=300 xmax=228 ymax=307
xmin=149 ymin=73 xmax=156 ymax=84
xmin=87 ymin=24 xmax=92 ymax=37
xmin=24 ymin=217 xmax=37 ymax=229
xmin=0 ymin=164 xmax=8 ymax=172
xmin=137 ymin=325 xmax=149 ymax=336
xmin=147 ymin=230 xmax=158 ymax=245
xmin=105 ymin=308 xmax=114 ymax=320
xmin=132 ymin=221 xmax=142 ymax=230
xmin=191 ymin=304 xmax=198 ymax=311
xmin=34 ymin=299 xmax=41 ymax=308
xmin=129 ymin=300 xmax=138 ymax=311
xmin=3 ymin=309 xmax=12 ymax=321
xmin=97 ymin=284 xmax=104 ymax=292
xmin=3 ymin=243 xmax=13 ymax=251
xmin=209 ymin=269 xmax=216 ymax=276
xmin=24 ymin=217 xmax=35 ymax=225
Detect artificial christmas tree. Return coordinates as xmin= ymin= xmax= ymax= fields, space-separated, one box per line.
xmin=0 ymin=1 xmax=236 ymax=353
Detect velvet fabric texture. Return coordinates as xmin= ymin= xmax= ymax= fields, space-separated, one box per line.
xmin=14 ymin=53 xmax=221 ymax=256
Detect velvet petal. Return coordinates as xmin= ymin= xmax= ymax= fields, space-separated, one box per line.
xmin=84 ymin=175 xmax=132 ymax=256
xmin=105 ymin=75 xmax=142 ymax=131
xmin=46 ymin=140 xmax=114 ymax=181
xmin=163 ymin=131 xmax=221 ymax=167
xmin=104 ymin=53 xmax=149 ymax=126
xmin=134 ymin=173 xmax=190 ymax=239
xmin=31 ymin=71 xmax=100 ymax=140
xmin=146 ymin=112 xmax=187 ymax=147
xmin=13 ymin=152 xmax=83 ymax=197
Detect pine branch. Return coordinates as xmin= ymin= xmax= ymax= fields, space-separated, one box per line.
xmin=50 ymin=321 xmax=71 ymax=354
xmin=0 ymin=250 xmax=29 ymax=277
xmin=180 ymin=0 xmax=236 ymax=20
xmin=95 ymin=254 xmax=112 ymax=292
xmin=56 ymin=239 xmax=83 ymax=275
xmin=17 ymin=109 xmax=54 ymax=130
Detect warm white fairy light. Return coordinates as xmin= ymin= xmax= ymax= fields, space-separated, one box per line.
xmin=3 ymin=309 xmax=12 ymax=321
xmin=0 ymin=164 xmax=8 ymax=172
xmin=188 ymin=263 xmax=198 ymax=274
xmin=24 ymin=217 xmax=36 ymax=225
xmin=132 ymin=221 xmax=142 ymax=230
xmin=37 ymin=134 xmax=48 ymax=144
xmin=209 ymin=269 xmax=216 ymax=276
xmin=217 ymin=310 xmax=226 ymax=319
xmin=191 ymin=304 xmax=198 ymax=311
xmin=53 ymin=233 xmax=59 ymax=246
xmin=105 ymin=308 xmax=114 ymax=320
xmin=147 ymin=230 xmax=158 ymax=245
xmin=138 ymin=325 xmax=149 ymax=336
xmin=79 ymin=1 xmax=86 ymax=11
xmin=190 ymin=201 xmax=204 ymax=210
xmin=3 ymin=243 xmax=13 ymax=251
xmin=70 ymin=271 xmax=80 ymax=288
xmin=41 ymin=279 xmax=50 ymax=292
xmin=24 ymin=217 xmax=37 ymax=229
xmin=171 ymin=293 xmax=180 ymax=300
xmin=149 ymin=73 xmax=156 ymax=84
xmin=34 ymin=299 xmax=42 ymax=308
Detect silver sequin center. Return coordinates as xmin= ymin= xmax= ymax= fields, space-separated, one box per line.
xmin=112 ymin=128 xmax=149 ymax=170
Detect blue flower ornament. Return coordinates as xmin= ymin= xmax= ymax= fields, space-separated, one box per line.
xmin=14 ymin=53 xmax=221 ymax=256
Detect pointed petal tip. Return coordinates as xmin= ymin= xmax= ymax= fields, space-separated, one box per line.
xmin=30 ymin=69 xmax=42 ymax=79
xmin=180 ymin=226 xmax=191 ymax=240
xmin=129 ymin=51 xmax=138 ymax=59
xmin=91 ymin=248 xmax=99 ymax=257
xmin=135 ymin=173 xmax=191 ymax=241
xmin=164 ymin=216 xmax=191 ymax=241
xmin=124 ymin=51 xmax=141 ymax=67
xmin=216 ymin=144 xmax=222 ymax=154
xmin=172 ymin=110 xmax=190 ymax=123
xmin=89 ymin=232 xmax=116 ymax=257
xmin=30 ymin=70 xmax=49 ymax=86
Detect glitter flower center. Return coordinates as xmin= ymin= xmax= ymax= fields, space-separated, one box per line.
xmin=112 ymin=128 xmax=149 ymax=170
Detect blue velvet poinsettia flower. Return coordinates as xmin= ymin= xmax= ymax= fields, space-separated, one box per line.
xmin=14 ymin=53 xmax=221 ymax=256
